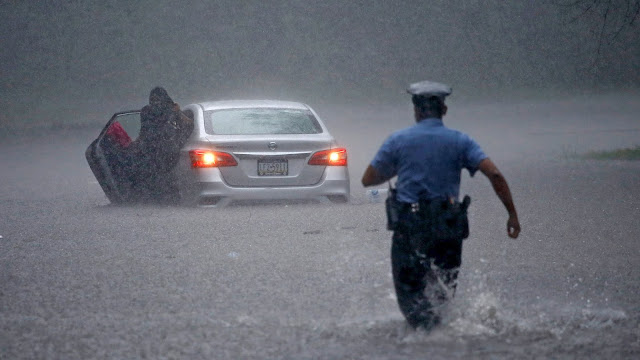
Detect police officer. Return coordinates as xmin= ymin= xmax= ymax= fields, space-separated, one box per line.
xmin=361 ymin=80 xmax=521 ymax=329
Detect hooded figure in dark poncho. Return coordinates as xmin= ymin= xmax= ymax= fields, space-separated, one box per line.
xmin=130 ymin=87 xmax=194 ymax=203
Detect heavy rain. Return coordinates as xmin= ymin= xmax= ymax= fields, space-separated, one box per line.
xmin=1 ymin=1 xmax=639 ymax=359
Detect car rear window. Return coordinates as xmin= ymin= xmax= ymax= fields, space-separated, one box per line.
xmin=204 ymin=108 xmax=323 ymax=135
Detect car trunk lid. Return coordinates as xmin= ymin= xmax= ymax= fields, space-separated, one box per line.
xmin=205 ymin=135 xmax=333 ymax=187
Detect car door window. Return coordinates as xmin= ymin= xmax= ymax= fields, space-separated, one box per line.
xmin=103 ymin=112 xmax=141 ymax=149
xmin=114 ymin=112 xmax=141 ymax=141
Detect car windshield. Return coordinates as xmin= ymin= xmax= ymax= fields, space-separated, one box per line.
xmin=204 ymin=108 xmax=323 ymax=135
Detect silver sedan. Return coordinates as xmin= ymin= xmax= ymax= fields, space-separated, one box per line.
xmin=86 ymin=100 xmax=350 ymax=206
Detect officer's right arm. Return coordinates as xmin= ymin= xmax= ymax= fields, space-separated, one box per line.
xmin=363 ymin=135 xmax=397 ymax=187
xmin=478 ymin=158 xmax=521 ymax=239
xmin=361 ymin=165 xmax=388 ymax=187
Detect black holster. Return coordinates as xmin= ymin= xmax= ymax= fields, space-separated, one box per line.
xmin=385 ymin=186 xmax=403 ymax=231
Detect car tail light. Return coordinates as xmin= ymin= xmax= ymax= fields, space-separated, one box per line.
xmin=308 ymin=148 xmax=347 ymax=166
xmin=189 ymin=150 xmax=238 ymax=168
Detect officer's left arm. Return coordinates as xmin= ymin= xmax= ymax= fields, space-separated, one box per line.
xmin=478 ymin=158 xmax=521 ymax=239
xmin=462 ymin=135 xmax=520 ymax=238
xmin=361 ymin=165 xmax=389 ymax=187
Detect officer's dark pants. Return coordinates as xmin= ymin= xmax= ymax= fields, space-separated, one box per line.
xmin=391 ymin=230 xmax=463 ymax=329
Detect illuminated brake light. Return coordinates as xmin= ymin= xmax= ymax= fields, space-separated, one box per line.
xmin=308 ymin=148 xmax=347 ymax=166
xmin=203 ymin=152 xmax=216 ymax=165
xmin=189 ymin=150 xmax=238 ymax=168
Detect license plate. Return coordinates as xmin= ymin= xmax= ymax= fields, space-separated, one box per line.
xmin=257 ymin=158 xmax=288 ymax=176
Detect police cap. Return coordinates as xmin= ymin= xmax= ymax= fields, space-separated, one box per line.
xmin=407 ymin=80 xmax=452 ymax=99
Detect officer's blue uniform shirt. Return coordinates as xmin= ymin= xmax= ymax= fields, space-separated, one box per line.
xmin=371 ymin=118 xmax=487 ymax=203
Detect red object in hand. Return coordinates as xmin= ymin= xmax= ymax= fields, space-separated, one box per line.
xmin=106 ymin=121 xmax=132 ymax=148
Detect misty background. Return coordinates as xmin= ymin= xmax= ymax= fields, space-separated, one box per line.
xmin=1 ymin=0 xmax=638 ymax=130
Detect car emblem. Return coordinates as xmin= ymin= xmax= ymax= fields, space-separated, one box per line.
xmin=268 ymin=142 xmax=277 ymax=151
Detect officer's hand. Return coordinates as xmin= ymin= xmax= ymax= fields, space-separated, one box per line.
xmin=507 ymin=215 xmax=520 ymax=239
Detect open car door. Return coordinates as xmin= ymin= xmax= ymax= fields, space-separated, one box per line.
xmin=85 ymin=111 xmax=141 ymax=204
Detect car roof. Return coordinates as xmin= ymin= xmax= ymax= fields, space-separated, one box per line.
xmin=196 ymin=100 xmax=310 ymax=112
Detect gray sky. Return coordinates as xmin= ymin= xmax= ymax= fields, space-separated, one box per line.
xmin=1 ymin=0 xmax=638 ymax=126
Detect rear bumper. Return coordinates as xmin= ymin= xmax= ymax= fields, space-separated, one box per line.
xmin=179 ymin=166 xmax=350 ymax=206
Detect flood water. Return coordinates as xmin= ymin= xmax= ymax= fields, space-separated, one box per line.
xmin=1 ymin=95 xmax=639 ymax=359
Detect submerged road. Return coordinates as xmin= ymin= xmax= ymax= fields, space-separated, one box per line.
xmin=1 ymin=98 xmax=639 ymax=359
